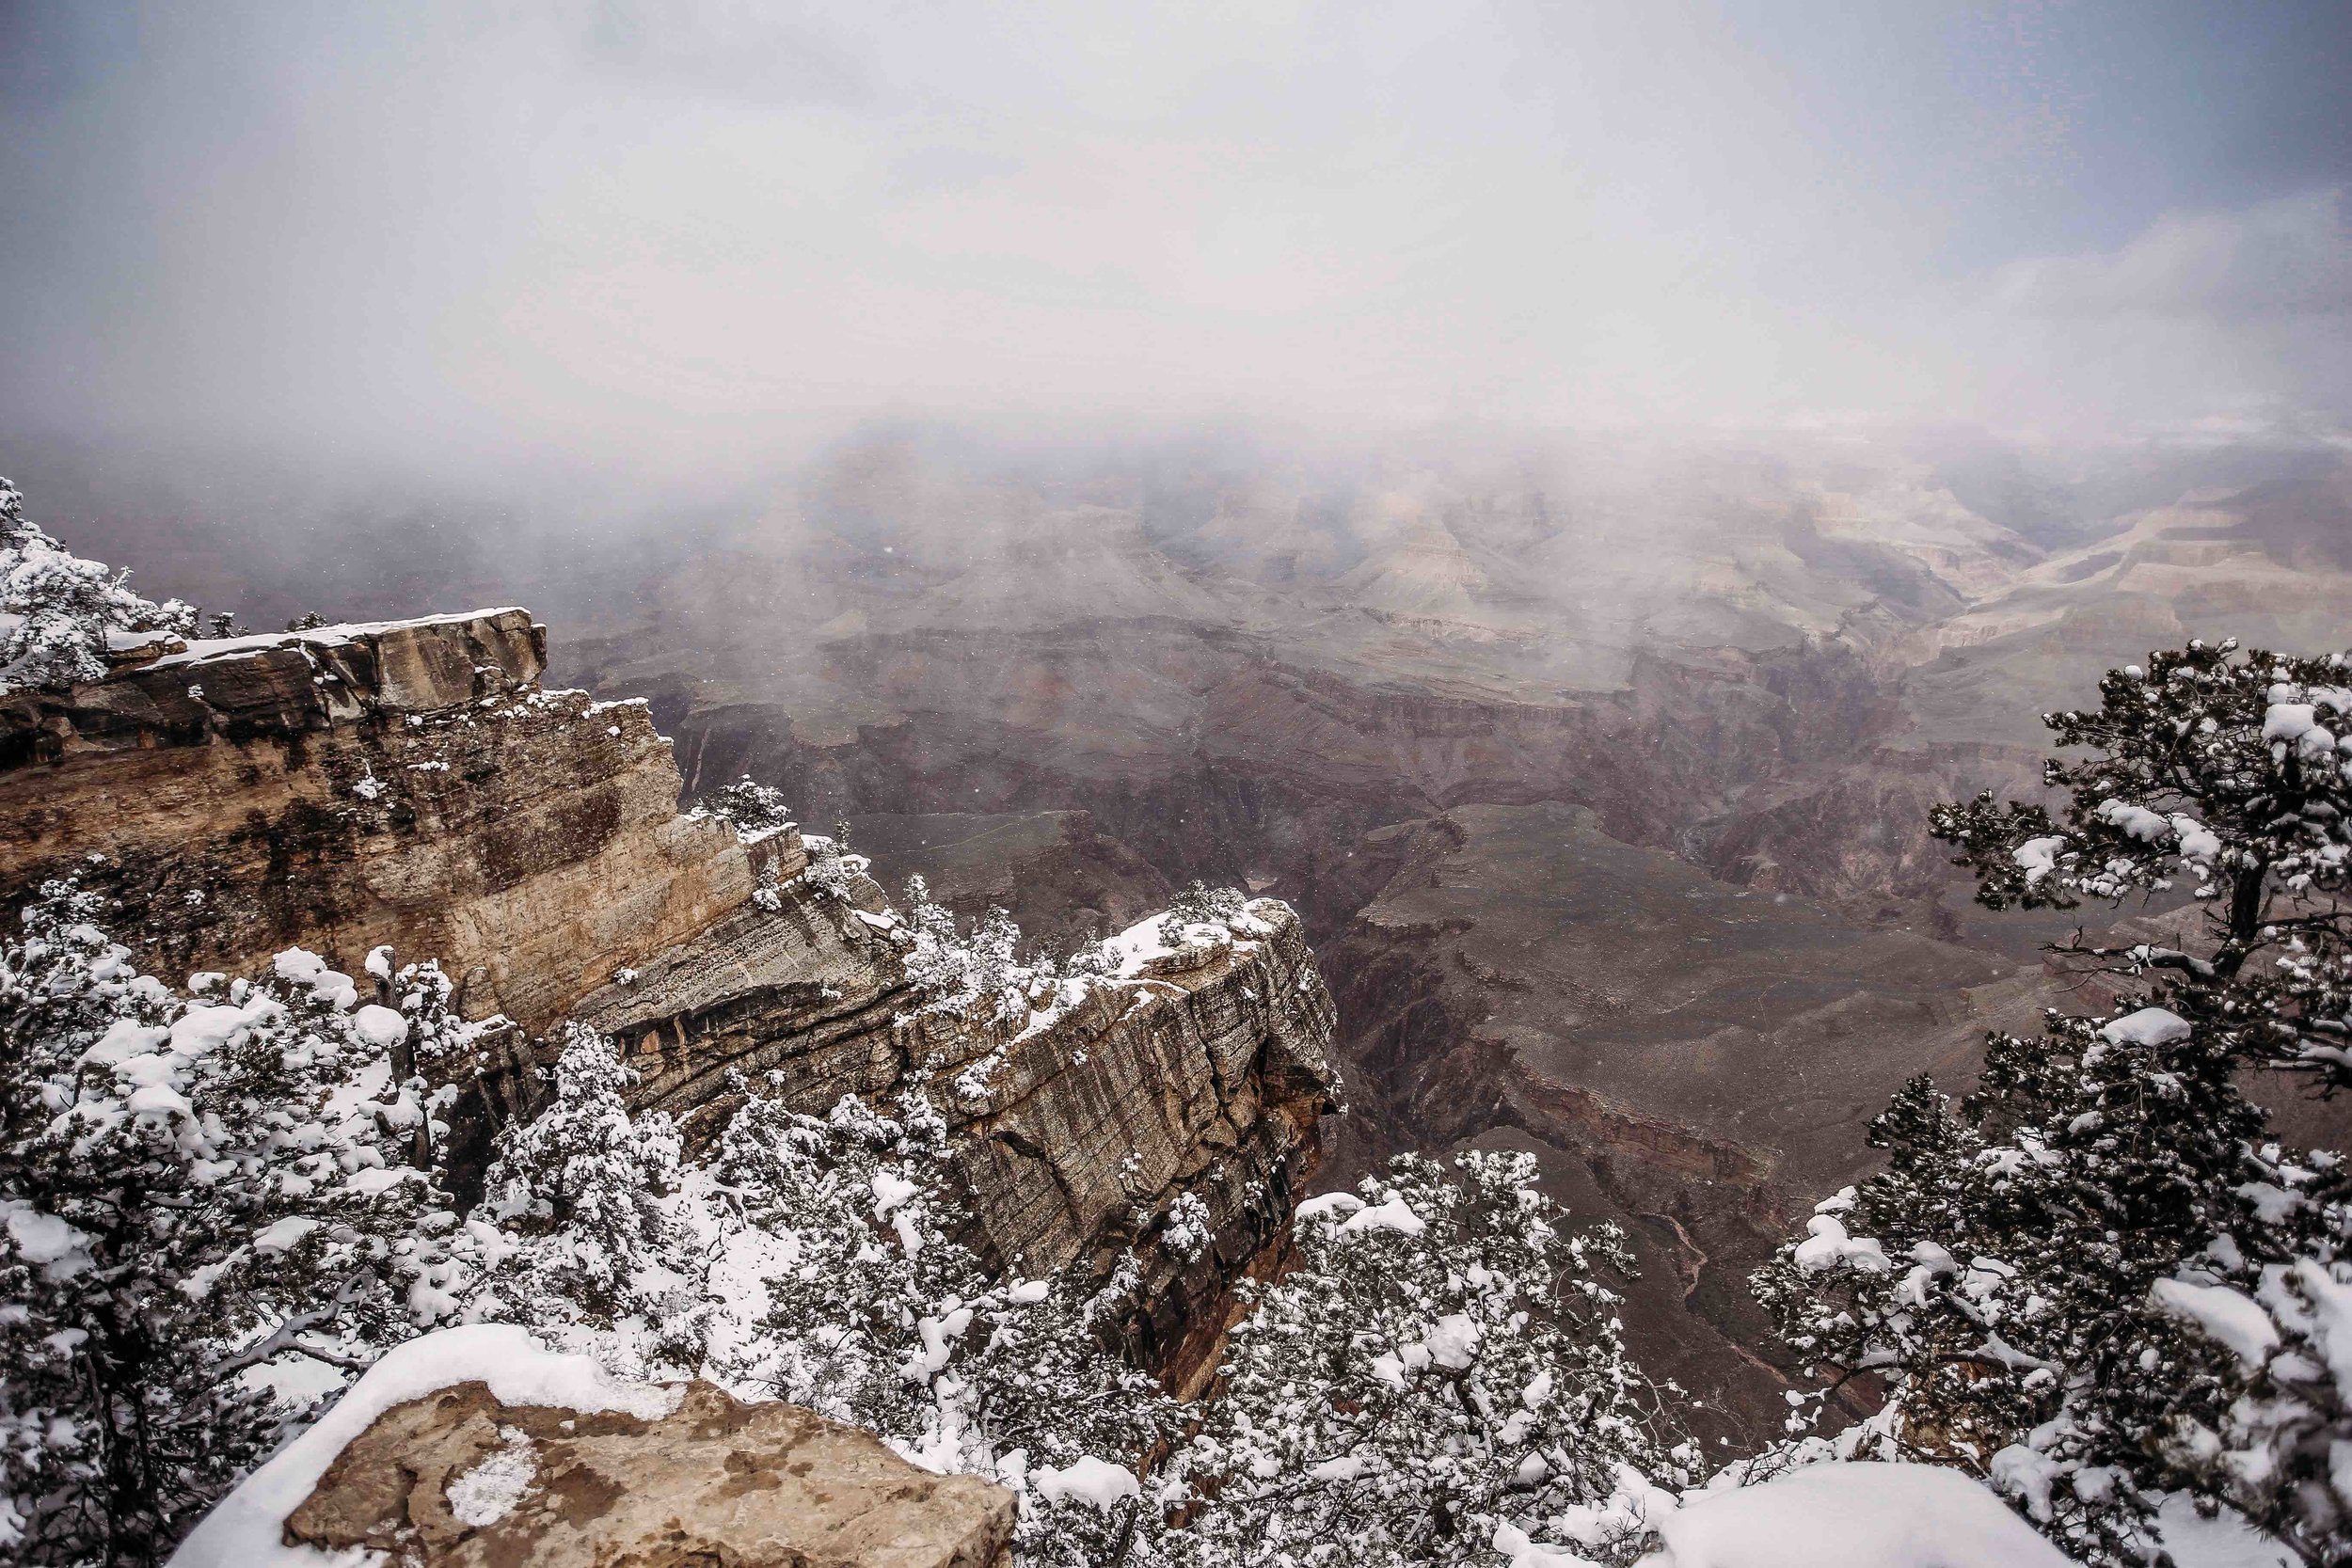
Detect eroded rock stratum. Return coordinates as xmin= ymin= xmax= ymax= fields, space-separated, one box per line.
xmin=0 ymin=609 xmax=1339 ymax=1391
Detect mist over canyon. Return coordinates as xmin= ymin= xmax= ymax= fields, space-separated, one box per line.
xmin=21 ymin=420 xmax=2350 ymax=1446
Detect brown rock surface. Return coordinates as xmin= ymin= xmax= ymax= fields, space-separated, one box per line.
xmin=0 ymin=610 xmax=772 ymax=1029
xmin=286 ymin=1379 xmax=1014 ymax=1568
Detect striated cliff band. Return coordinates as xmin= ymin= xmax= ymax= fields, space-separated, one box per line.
xmin=0 ymin=607 xmax=1339 ymax=1392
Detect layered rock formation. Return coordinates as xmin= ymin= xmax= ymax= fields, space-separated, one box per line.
xmin=569 ymin=869 xmax=1335 ymax=1383
xmin=1 ymin=608 xmax=1339 ymax=1388
xmin=0 ymin=610 xmax=761 ymax=1029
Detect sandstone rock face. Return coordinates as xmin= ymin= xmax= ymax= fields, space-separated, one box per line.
xmin=286 ymin=1379 xmax=1013 ymax=1568
xmin=0 ymin=610 xmax=769 ymax=1029
xmin=2 ymin=607 xmax=1340 ymax=1386
xmin=570 ymin=879 xmax=1337 ymax=1387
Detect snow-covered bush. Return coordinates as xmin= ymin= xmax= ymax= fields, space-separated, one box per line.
xmin=420 ymin=1040 xmax=1176 ymax=1562
xmin=0 ymin=475 xmax=193 ymax=693
xmin=1169 ymin=1151 xmax=1688 ymax=1567
xmin=1764 ymin=639 xmax=2352 ymax=1565
xmin=0 ymin=884 xmax=464 ymax=1565
xmin=1160 ymin=881 xmax=1248 ymax=945
xmin=717 ymin=1078 xmax=1175 ymax=1565
xmin=469 ymin=1028 xmax=707 ymax=1373
xmin=801 ymin=829 xmax=873 ymax=903
xmin=691 ymin=776 xmax=797 ymax=839
xmin=898 ymin=875 xmax=1025 ymax=1023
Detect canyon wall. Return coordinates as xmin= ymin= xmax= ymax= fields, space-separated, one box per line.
xmin=0 ymin=610 xmax=1338 ymax=1388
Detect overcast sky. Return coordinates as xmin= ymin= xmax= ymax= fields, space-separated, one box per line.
xmin=3 ymin=0 xmax=2347 ymax=483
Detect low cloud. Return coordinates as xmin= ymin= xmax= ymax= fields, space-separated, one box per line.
xmin=1992 ymin=187 xmax=2352 ymax=320
xmin=3 ymin=3 xmax=2349 ymax=483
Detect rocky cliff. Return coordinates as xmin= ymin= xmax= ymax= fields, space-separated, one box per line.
xmin=0 ymin=609 xmax=1339 ymax=1387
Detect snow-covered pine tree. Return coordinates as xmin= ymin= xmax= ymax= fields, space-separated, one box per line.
xmin=1757 ymin=639 xmax=2352 ymax=1566
xmin=1169 ymin=1151 xmax=1688 ymax=1568
xmin=693 ymin=775 xmax=797 ymax=838
xmin=0 ymin=884 xmax=465 ymax=1566
xmin=469 ymin=1027 xmax=708 ymax=1376
xmin=716 ymin=1078 xmax=1176 ymax=1566
xmin=898 ymin=875 xmax=1023 ymax=1024
xmin=1931 ymin=639 xmax=2351 ymax=1087
xmin=0 ymin=476 xmax=194 ymax=693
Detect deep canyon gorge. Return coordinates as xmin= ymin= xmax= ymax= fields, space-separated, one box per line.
xmin=30 ymin=426 xmax=2349 ymax=1448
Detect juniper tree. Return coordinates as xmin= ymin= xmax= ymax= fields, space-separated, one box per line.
xmin=0 ymin=476 xmax=194 ymax=693
xmin=0 ymin=885 xmax=463 ymax=1565
xmin=1931 ymin=639 xmax=2351 ymax=1085
xmin=694 ymin=775 xmax=797 ymax=837
xmin=1170 ymin=1151 xmax=1689 ymax=1568
xmin=1758 ymin=640 xmax=2352 ymax=1565
xmin=469 ymin=1027 xmax=707 ymax=1375
xmin=898 ymin=876 xmax=1023 ymax=1024
xmin=1160 ymin=881 xmax=1247 ymax=944
xmin=716 ymin=1079 xmax=1175 ymax=1567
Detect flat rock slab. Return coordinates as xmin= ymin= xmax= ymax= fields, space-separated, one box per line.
xmin=287 ymin=1379 xmax=1013 ymax=1568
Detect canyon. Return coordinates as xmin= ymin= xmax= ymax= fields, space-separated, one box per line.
xmin=16 ymin=426 xmax=2351 ymax=1444
xmin=550 ymin=430 xmax=2352 ymax=1444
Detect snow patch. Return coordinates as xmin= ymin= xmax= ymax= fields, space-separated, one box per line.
xmin=1645 ymin=1462 xmax=2070 ymax=1567
xmin=1031 ymin=1455 xmax=1139 ymax=1512
xmin=170 ymin=1324 xmax=680 ymax=1568
xmin=445 ymin=1429 xmax=538 ymax=1527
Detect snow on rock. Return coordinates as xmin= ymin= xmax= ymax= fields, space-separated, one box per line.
xmin=2101 ymin=1006 xmax=2192 ymax=1048
xmin=1643 ymin=1463 xmax=2071 ymax=1568
xmin=1101 ymin=911 xmax=1184 ymax=975
xmin=2013 ymin=835 xmax=2067 ymax=884
xmin=1295 ymin=1191 xmax=1365 ymax=1223
xmin=443 ymin=1429 xmax=538 ymax=1527
xmin=169 ymin=1324 xmax=680 ymax=1568
xmin=1030 ymin=1455 xmax=1139 ymax=1512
